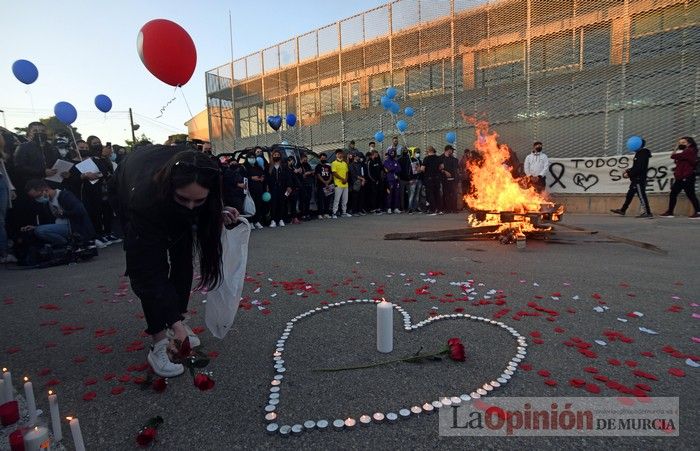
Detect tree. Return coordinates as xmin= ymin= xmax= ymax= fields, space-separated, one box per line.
xmin=14 ymin=116 xmax=82 ymax=141
xmin=168 ymin=133 xmax=188 ymax=143
xmin=125 ymin=133 xmax=153 ymax=148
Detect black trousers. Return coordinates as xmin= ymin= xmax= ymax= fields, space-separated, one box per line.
xmin=425 ymin=177 xmax=442 ymax=212
xmin=621 ymin=180 xmax=651 ymax=215
xmin=349 ymin=188 xmax=361 ymax=213
xmin=667 ymin=176 xmax=700 ymax=214
xmin=270 ymin=190 xmax=287 ymax=222
xmin=127 ymin=233 xmax=193 ymax=336
xmin=368 ymin=181 xmax=383 ymax=211
xmin=316 ymin=186 xmax=331 ymax=215
xmin=97 ymin=200 xmax=113 ymax=236
xmin=442 ymin=179 xmax=458 ymax=212
xmin=300 ymin=185 xmax=312 ymax=217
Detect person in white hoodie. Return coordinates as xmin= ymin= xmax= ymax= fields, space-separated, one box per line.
xmin=524 ymin=141 xmax=550 ymax=193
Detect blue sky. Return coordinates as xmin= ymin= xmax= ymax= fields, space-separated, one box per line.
xmin=1 ymin=0 xmax=386 ymax=145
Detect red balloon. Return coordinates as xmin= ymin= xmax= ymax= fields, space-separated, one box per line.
xmin=137 ymin=19 xmax=197 ymax=87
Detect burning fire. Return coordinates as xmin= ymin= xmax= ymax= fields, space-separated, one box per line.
xmin=462 ymin=117 xmax=563 ymax=234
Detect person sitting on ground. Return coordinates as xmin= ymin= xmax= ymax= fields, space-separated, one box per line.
xmin=21 ymin=179 xmax=95 ymax=247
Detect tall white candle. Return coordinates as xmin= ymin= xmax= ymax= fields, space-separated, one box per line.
xmin=23 ymin=426 xmax=49 ymax=451
xmin=0 ymin=379 xmax=5 ymax=404
xmin=48 ymin=390 xmax=62 ymax=442
xmin=68 ymin=417 xmax=86 ymax=451
xmin=2 ymin=368 xmax=12 ymax=402
xmin=23 ymin=377 xmax=37 ymax=426
xmin=377 ymin=299 xmax=393 ymax=353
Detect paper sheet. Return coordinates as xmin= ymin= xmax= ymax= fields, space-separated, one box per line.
xmin=75 ymin=158 xmax=102 ymax=184
xmin=45 ymin=159 xmax=75 ymax=183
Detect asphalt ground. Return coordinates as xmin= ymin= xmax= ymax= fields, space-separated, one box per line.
xmin=0 ymin=212 xmax=698 ymax=450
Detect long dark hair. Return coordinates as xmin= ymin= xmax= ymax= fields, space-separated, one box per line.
xmin=154 ymin=150 xmax=224 ymax=290
xmin=680 ymin=136 xmax=697 ymax=153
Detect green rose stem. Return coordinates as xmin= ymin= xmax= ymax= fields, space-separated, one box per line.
xmin=313 ymin=347 xmax=450 ymax=372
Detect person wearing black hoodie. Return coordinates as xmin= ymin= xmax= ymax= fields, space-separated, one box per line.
xmin=266 ymin=149 xmax=293 ymax=227
xmin=611 ymin=139 xmax=653 ymax=218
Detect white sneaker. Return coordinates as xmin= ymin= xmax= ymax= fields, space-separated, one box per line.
xmin=324 ymin=214 xmax=331 ymax=219
xmin=279 ymin=220 xmax=286 ymax=227
xmin=270 ymin=221 xmax=277 ymax=228
xmin=182 ymin=324 xmax=201 ymax=347
xmin=0 ymin=254 xmax=18 ymax=263
xmin=147 ymin=339 xmax=184 ymax=377
xmin=332 ymin=214 xmax=338 ymax=219
xmin=386 ymin=209 xmax=392 ymax=214
xmin=254 ymin=222 xmax=264 ymax=229
xmin=343 ymin=213 xmax=352 ymax=218
xmin=394 ymin=209 xmax=402 ymax=214
xmin=94 ymin=238 xmax=108 ymax=249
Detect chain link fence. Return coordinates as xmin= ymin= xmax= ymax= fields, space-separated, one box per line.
xmin=206 ymin=0 xmax=699 ymax=160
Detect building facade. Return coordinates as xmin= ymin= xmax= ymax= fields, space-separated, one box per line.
xmin=206 ymin=0 xmax=699 ymax=157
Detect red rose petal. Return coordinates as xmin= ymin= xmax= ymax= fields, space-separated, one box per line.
xmin=45 ymin=379 xmax=60 ymax=387
xmin=617 ymin=397 xmax=635 ymax=406
xmin=635 ymin=383 xmax=652 ymax=392
xmin=544 ymin=379 xmax=557 ymax=386
xmin=37 ymin=368 xmax=52 ymax=376
xmin=594 ymin=374 xmax=609 ymax=382
xmin=103 ymin=373 xmax=116 ymax=381
xmin=84 ymin=378 xmax=98 ymax=386
xmin=640 ymin=351 xmax=655 ymax=358
xmin=632 ymin=370 xmax=659 ymax=381
xmin=584 ymin=366 xmax=599 ymax=374
xmin=607 ymin=358 xmax=621 ymax=366
xmin=110 ymin=386 xmax=125 ymax=395
xmin=569 ymin=378 xmax=586 ymax=388
xmin=82 ymin=391 xmax=97 ymax=401
xmin=520 ymin=363 xmax=533 ymax=371
xmin=625 ymin=360 xmax=638 ymax=368
xmin=118 ymin=374 xmax=132 ymax=383
xmin=537 ymin=370 xmax=551 ymax=377
xmin=6 ymin=347 xmax=21 ymax=354
xmin=585 ymin=383 xmax=601 ymax=394
xmin=668 ymin=368 xmax=685 ymax=377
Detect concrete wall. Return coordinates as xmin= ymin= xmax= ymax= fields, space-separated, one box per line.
xmin=551 ymin=193 xmax=696 ymax=215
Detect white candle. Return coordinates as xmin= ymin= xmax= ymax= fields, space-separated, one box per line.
xmin=68 ymin=417 xmax=86 ymax=451
xmin=377 ymin=299 xmax=393 ymax=353
xmin=48 ymin=390 xmax=62 ymax=442
xmin=23 ymin=426 xmax=49 ymax=451
xmin=0 ymin=379 xmax=5 ymax=404
xmin=23 ymin=377 xmax=37 ymax=426
xmin=2 ymin=368 xmax=12 ymax=402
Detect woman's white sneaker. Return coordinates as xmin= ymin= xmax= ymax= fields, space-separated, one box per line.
xmin=147 ymin=339 xmax=184 ymax=377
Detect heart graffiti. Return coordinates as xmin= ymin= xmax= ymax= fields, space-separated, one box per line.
xmin=262 ymin=299 xmax=528 ymax=436
xmin=572 ymin=173 xmax=600 ymax=192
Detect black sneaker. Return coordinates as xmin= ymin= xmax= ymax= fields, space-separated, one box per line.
xmin=689 ymin=213 xmax=700 ymax=219
xmin=636 ymin=212 xmax=653 ymax=218
xmin=610 ymin=209 xmax=625 ymax=216
xmin=659 ymin=212 xmax=674 ymax=218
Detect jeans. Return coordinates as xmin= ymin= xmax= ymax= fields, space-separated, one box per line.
xmin=333 ymin=187 xmax=348 ymax=215
xmin=0 ymin=175 xmax=8 ymax=256
xmin=408 ymin=180 xmax=421 ymax=210
xmin=34 ymin=223 xmax=71 ymax=246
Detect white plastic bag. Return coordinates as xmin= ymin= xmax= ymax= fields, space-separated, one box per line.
xmin=205 ymin=218 xmax=251 ymax=339
xmin=243 ymin=178 xmax=256 ymax=216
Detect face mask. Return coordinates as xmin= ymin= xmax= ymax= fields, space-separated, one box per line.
xmin=272 ymin=156 xmax=281 ymax=162
xmin=110 ymin=153 xmax=117 ymax=162
xmin=172 ymin=200 xmax=201 ymax=220
xmin=247 ymin=158 xmax=256 ymax=165
xmin=415 ymin=153 xmax=421 ymax=158
xmin=534 ymin=147 xmax=542 ymax=153
xmin=58 ymin=148 xmax=68 ymax=157
xmin=90 ymin=144 xmax=102 ymax=152
xmin=677 ymin=144 xmax=687 ymax=150
xmin=36 ymin=194 xmax=50 ymax=204
xmin=321 ymin=159 xmax=327 ymax=164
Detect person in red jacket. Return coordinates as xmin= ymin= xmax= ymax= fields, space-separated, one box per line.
xmin=660 ymin=136 xmax=700 ymax=218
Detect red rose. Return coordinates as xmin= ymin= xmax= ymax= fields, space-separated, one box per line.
xmin=193 ymin=373 xmax=215 ymax=391
xmin=136 ymin=427 xmax=157 ymax=447
xmin=448 ymin=342 xmax=466 ymax=361
xmin=177 ymin=337 xmax=193 ymax=360
xmin=447 ymin=338 xmax=462 ymax=346
xmin=152 ymin=378 xmax=167 ymax=393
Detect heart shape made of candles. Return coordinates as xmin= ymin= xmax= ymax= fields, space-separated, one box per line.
xmin=262 ymin=299 xmax=527 ymax=436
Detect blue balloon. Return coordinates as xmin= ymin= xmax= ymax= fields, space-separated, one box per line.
xmin=389 ymin=102 xmax=400 ymax=115
xmin=386 ymin=86 xmax=397 ymax=99
xmin=286 ymin=113 xmax=297 ymax=127
xmin=396 ymin=120 xmax=408 ymax=133
xmin=12 ymin=59 xmax=39 ymax=85
xmin=445 ymin=131 xmax=457 ymax=144
xmin=262 ymin=192 xmax=271 ymax=202
xmin=94 ymin=94 xmax=112 ymax=113
xmin=380 ymin=96 xmax=391 ymax=110
xmin=256 ymin=156 xmax=265 ymax=168
xmin=374 ymin=131 xmax=385 ymax=143
xmin=404 ymin=107 xmax=415 ymax=117
xmin=54 ymin=101 xmax=77 ymax=125
xmin=267 ymin=115 xmax=282 ymax=131
xmin=626 ymin=135 xmax=643 ymax=152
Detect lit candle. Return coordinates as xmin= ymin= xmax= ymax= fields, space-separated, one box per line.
xmin=377 ymin=299 xmax=393 ymax=353
xmin=23 ymin=426 xmax=49 ymax=451
xmin=23 ymin=377 xmax=37 ymax=426
xmin=2 ymin=368 xmax=12 ymax=402
xmin=48 ymin=390 xmax=62 ymax=442
xmin=67 ymin=417 xmax=86 ymax=451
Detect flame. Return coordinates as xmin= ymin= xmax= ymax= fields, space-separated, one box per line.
xmin=461 ymin=116 xmax=562 ymax=233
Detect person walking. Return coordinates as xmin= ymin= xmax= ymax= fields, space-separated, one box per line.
xmin=660 ymin=136 xmax=700 ymax=218
xmin=611 ymin=138 xmax=653 ymax=218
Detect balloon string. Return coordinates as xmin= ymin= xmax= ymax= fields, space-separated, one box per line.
xmin=25 ymin=88 xmax=36 ymax=116
xmin=177 ymin=86 xmax=195 ymax=121
xmin=156 ymin=86 xmax=178 ymax=119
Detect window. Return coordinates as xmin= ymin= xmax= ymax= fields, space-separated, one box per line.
xmin=369 ymin=73 xmax=390 ymax=106
xmin=300 ymin=91 xmax=319 ymax=118
xmin=320 ymin=86 xmax=341 ymax=115
xmin=237 ymin=105 xmax=260 ymax=138
xmin=630 ymin=4 xmax=697 ymax=61
xmin=583 ymin=25 xmax=611 ymax=68
xmin=530 ymin=32 xmax=579 ymax=73
xmin=345 ymin=82 xmax=361 ymax=111
xmin=475 ymin=42 xmax=525 ymax=87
